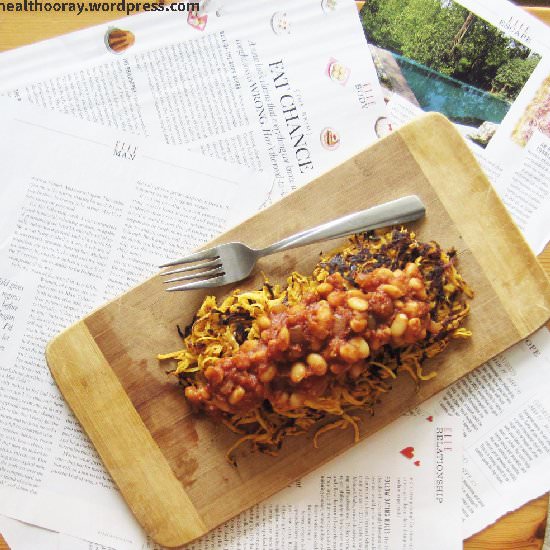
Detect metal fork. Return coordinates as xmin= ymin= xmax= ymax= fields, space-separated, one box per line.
xmin=160 ymin=195 xmax=425 ymax=292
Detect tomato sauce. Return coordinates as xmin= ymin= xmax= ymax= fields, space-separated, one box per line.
xmin=185 ymin=263 xmax=439 ymax=416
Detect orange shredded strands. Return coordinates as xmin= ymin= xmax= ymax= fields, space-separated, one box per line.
xmin=159 ymin=228 xmax=472 ymax=465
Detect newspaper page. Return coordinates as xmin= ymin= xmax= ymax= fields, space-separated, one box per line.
xmin=1 ymin=416 xmax=464 ymax=550
xmin=0 ymin=516 xmax=64 ymax=550
xmin=415 ymin=327 xmax=550 ymax=538
xmin=0 ymin=98 xmax=270 ymax=548
xmin=359 ymin=0 xmax=550 ymax=253
xmin=0 ymin=0 xmax=386 ymax=201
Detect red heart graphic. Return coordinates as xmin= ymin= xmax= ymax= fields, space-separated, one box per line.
xmin=400 ymin=446 xmax=415 ymax=459
xmin=414 ymin=460 xmax=421 ymax=467
xmin=426 ymin=416 xmax=433 ymax=422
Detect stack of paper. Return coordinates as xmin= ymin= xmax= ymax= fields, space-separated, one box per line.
xmin=0 ymin=0 xmax=549 ymax=549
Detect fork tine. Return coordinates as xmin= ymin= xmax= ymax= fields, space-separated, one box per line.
xmin=166 ymin=275 xmax=227 ymax=292
xmin=159 ymin=247 xmax=219 ymax=268
xmin=160 ymin=258 xmax=221 ymax=277
xmin=163 ymin=266 xmax=224 ymax=284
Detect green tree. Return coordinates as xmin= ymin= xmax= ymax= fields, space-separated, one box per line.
xmin=360 ymin=0 xmax=537 ymax=99
xmin=492 ymin=55 xmax=541 ymax=99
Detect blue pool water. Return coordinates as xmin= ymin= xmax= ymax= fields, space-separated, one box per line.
xmin=394 ymin=53 xmax=510 ymax=126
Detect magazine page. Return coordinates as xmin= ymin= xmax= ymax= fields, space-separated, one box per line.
xmin=0 ymin=0 xmax=386 ymax=200
xmin=415 ymin=327 xmax=550 ymax=538
xmin=179 ymin=415 xmax=463 ymax=550
xmin=0 ymin=98 xmax=270 ymax=548
xmin=359 ymin=0 xmax=550 ymax=253
xmin=1 ymin=416 xmax=464 ymax=550
xmin=0 ymin=516 xmax=61 ymax=550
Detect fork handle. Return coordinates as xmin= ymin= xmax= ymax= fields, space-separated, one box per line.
xmin=256 ymin=196 xmax=425 ymax=258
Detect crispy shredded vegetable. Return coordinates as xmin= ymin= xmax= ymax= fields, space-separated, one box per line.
xmin=159 ymin=228 xmax=473 ymax=464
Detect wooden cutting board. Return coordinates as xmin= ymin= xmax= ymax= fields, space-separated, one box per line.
xmin=46 ymin=113 xmax=550 ymax=548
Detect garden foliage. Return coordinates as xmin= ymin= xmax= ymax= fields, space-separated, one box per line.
xmin=361 ymin=0 xmax=540 ymax=101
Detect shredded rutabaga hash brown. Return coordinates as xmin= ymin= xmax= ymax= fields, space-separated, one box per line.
xmin=159 ymin=228 xmax=473 ymax=464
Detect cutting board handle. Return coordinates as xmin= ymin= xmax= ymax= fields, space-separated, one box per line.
xmin=46 ymin=321 xmax=207 ymax=548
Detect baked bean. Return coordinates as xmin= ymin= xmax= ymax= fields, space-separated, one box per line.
xmin=417 ymin=288 xmax=428 ymax=300
xmin=279 ymin=326 xmax=290 ymax=348
xmin=408 ymin=278 xmax=423 ymax=291
xmin=259 ymin=365 xmax=277 ymax=383
xmin=240 ymin=340 xmax=258 ymax=352
xmin=256 ymin=315 xmax=272 ymax=330
xmin=350 ymin=317 xmax=367 ymax=332
xmin=234 ymin=354 xmax=251 ymax=370
xmin=228 ymin=386 xmax=245 ymax=405
xmin=377 ymin=268 xmax=394 ymax=279
xmin=185 ymin=386 xmax=200 ymax=402
xmin=402 ymin=300 xmax=419 ymax=317
xmin=269 ymin=302 xmax=286 ymax=314
xmin=307 ymin=353 xmax=328 ymax=375
xmin=289 ymin=392 xmax=305 ymax=408
xmin=219 ymin=379 xmax=235 ymax=395
xmin=317 ymin=282 xmax=334 ymax=297
xmin=379 ymin=284 xmax=404 ymax=299
xmin=391 ymin=313 xmax=408 ymax=337
xmin=204 ymin=365 xmax=224 ymax=385
xmin=339 ymin=342 xmax=359 ymax=363
xmin=349 ymin=336 xmax=370 ymax=359
xmin=288 ymin=304 xmax=305 ymax=316
xmin=290 ymin=362 xmax=307 ymax=383
xmin=327 ymin=290 xmax=346 ymax=307
xmin=198 ymin=387 xmax=211 ymax=400
xmin=347 ymin=296 xmax=369 ymax=311
xmin=250 ymin=348 xmax=267 ymax=363
xmin=327 ymin=272 xmax=345 ymax=286
xmin=316 ymin=304 xmax=333 ymax=322
xmin=408 ymin=317 xmax=421 ymax=330
xmin=348 ymin=289 xmax=367 ymax=298
xmin=405 ymin=263 xmax=419 ymax=277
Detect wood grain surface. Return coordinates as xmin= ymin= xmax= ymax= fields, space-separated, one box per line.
xmin=46 ymin=113 xmax=550 ymax=547
xmin=0 ymin=4 xmax=549 ymax=550
xmin=464 ymin=494 xmax=549 ymax=550
xmin=49 ymin=322 xmax=206 ymax=547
